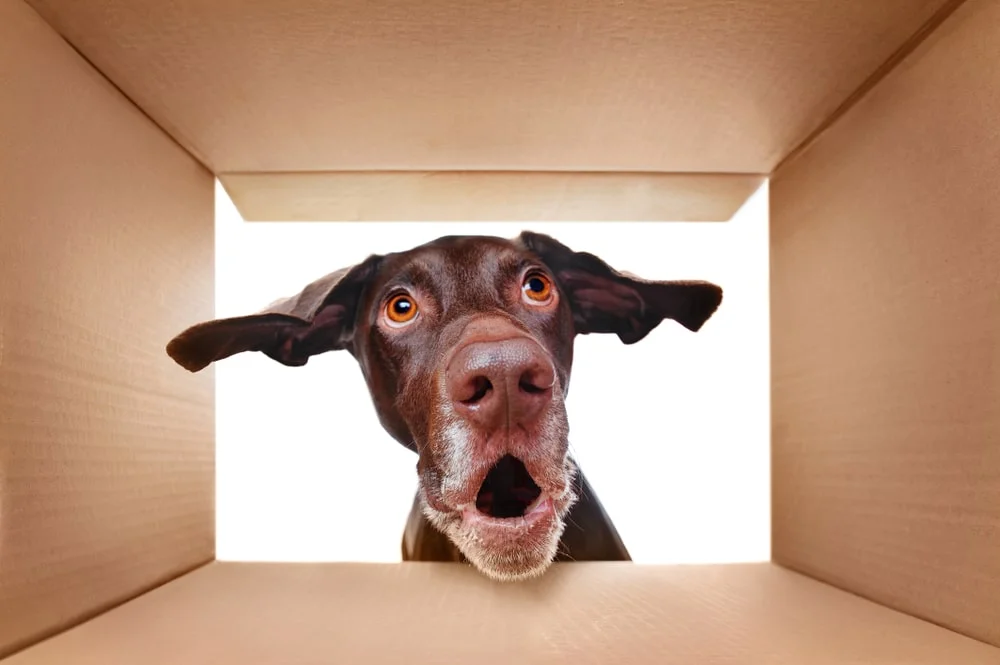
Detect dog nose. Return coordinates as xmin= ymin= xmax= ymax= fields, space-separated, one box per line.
xmin=447 ymin=337 xmax=555 ymax=429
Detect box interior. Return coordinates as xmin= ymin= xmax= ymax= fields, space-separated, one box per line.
xmin=2 ymin=0 xmax=998 ymax=661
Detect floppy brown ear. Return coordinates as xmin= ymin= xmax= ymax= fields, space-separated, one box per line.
xmin=516 ymin=231 xmax=722 ymax=344
xmin=166 ymin=255 xmax=382 ymax=372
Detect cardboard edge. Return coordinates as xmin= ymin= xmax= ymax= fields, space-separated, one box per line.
xmin=219 ymin=171 xmax=766 ymax=223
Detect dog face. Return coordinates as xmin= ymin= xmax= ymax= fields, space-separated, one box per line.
xmin=166 ymin=231 xmax=722 ymax=581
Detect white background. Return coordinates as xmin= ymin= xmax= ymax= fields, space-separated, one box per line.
xmin=215 ymin=181 xmax=771 ymax=564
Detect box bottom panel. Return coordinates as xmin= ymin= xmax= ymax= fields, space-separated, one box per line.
xmin=4 ymin=562 xmax=997 ymax=664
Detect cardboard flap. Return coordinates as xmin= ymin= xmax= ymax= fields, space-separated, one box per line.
xmin=221 ymin=171 xmax=765 ymax=222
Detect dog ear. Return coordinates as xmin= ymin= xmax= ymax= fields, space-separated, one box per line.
xmin=516 ymin=231 xmax=722 ymax=344
xmin=166 ymin=255 xmax=382 ymax=372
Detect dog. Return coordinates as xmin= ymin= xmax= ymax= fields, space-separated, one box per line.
xmin=166 ymin=231 xmax=723 ymax=581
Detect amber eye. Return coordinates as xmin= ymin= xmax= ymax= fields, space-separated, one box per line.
xmin=385 ymin=294 xmax=418 ymax=326
xmin=521 ymin=271 xmax=554 ymax=304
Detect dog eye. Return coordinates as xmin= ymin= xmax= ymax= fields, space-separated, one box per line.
xmin=384 ymin=293 xmax=419 ymax=326
xmin=521 ymin=272 xmax=554 ymax=305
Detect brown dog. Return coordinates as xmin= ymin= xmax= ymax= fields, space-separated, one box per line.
xmin=166 ymin=231 xmax=723 ymax=581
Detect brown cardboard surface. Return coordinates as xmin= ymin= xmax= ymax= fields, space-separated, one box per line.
xmin=6 ymin=562 xmax=1000 ymax=664
xmin=770 ymin=0 xmax=1000 ymax=648
xmin=4 ymin=0 xmax=999 ymax=658
xmin=27 ymin=0 xmax=949 ymax=175
xmin=0 ymin=0 xmax=216 ymax=657
xmin=221 ymin=171 xmax=765 ymax=222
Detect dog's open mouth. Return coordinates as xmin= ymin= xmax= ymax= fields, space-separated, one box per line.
xmin=475 ymin=455 xmax=543 ymax=519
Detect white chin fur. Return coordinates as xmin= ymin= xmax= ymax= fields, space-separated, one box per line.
xmin=418 ymin=488 xmax=568 ymax=582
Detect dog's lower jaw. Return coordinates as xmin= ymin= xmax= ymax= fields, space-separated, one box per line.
xmin=467 ymin=527 xmax=566 ymax=583
xmin=418 ymin=486 xmax=577 ymax=583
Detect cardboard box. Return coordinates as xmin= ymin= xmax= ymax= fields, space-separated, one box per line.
xmin=1 ymin=0 xmax=997 ymax=661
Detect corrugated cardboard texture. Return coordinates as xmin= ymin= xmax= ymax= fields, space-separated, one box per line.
xmin=7 ymin=562 xmax=1000 ymax=664
xmin=221 ymin=172 xmax=765 ymax=222
xmin=0 ymin=1 xmax=216 ymax=657
xmin=27 ymin=0 xmax=949 ymax=175
xmin=770 ymin=0 xmax=1000 ymax=648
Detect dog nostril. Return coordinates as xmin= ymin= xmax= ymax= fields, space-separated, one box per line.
xmin=461 ymin=376 xmax=493 ymax=405
xmin=518 ymin=369 xmax=551 ymax=396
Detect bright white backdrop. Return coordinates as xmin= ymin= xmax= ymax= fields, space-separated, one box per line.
xmin=215 ymin=181 xmax=770 ymax=564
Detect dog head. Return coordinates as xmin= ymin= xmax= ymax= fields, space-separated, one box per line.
xmin=167 ymin=231 xmax=722 ymax=581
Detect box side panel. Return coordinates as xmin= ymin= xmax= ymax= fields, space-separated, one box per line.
xmin=0 ymin=0 xmax=215 ymax=657
xmin=771 ymin=0 xmax=1000 ymax=647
